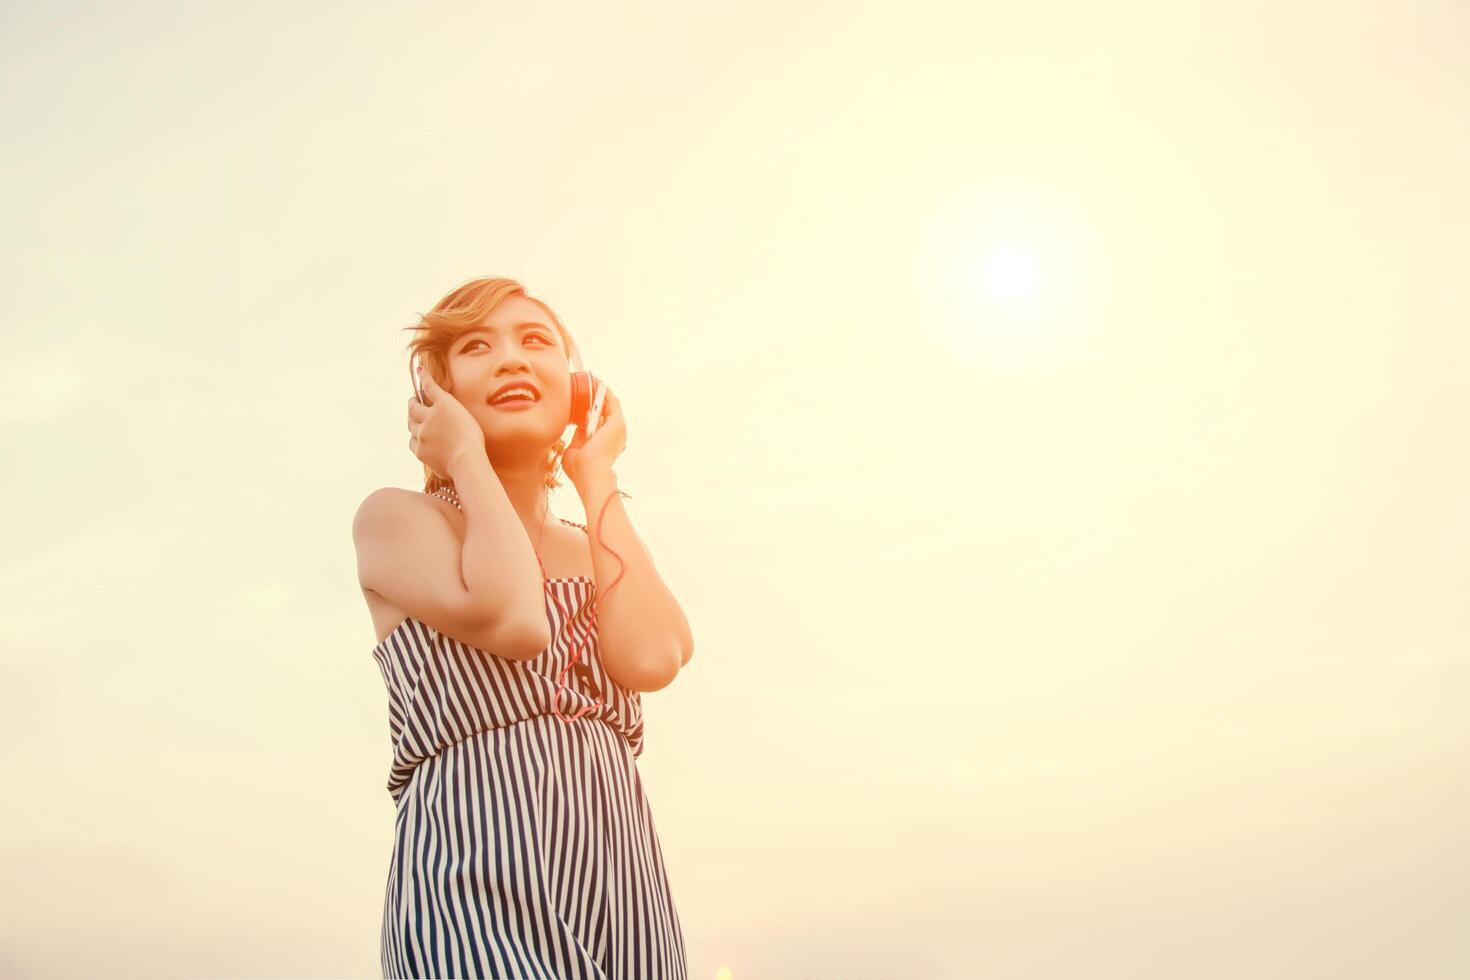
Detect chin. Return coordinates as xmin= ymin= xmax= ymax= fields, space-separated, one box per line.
xmin=484 ymin=430 xmax=562 ymax=459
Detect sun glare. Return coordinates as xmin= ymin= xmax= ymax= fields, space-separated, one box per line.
xmin=913 ymin=181 xmax=1106 ymax=365
xmin=974 ymin=243 xmax=1046 ymax=313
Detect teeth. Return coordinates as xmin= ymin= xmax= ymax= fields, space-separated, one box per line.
xmin=492 ymin=387 xmax=537 ymax=404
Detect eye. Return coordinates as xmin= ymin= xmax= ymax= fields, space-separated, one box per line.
xmin=462 ymin=335 xmax=552 ymax=351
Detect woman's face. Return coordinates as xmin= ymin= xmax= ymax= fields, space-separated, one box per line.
xmin=445 ymin=294 xmax=570 ymax=455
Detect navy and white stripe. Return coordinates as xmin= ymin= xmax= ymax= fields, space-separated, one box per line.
xmin=371 ymin=516 xmax=687 ymax=979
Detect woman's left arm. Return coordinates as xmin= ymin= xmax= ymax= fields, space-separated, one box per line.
xmin=579 ymin=472 xmax=693 ymax=692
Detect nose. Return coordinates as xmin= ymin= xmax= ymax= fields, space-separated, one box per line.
xmin=492 ymin=348 xmax=534 ymax=378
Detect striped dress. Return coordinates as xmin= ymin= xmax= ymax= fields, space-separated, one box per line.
xmin=371 ymin=511 xmax=688 ymax=979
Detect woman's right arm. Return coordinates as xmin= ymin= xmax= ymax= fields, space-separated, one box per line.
xmin=353 ymin=451 xmax=552 ymax=659
xmin=443 ymin=447 xmax=552 ymax=654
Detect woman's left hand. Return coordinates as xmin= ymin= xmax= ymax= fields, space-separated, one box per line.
xmin=561 ymin=386 xmax=625 ymax=492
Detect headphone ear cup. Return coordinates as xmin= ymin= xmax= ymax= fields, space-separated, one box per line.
xmin=569 ymin=371 xmax=593 ymax=428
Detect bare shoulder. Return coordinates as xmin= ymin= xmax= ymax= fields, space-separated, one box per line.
xmin=351 ymin=486 xmax=515 ymax=650
xmin=353 ymin=486 xmax=458 ymax=539
xmin=352 ymin=488 xmax=464 ymax=584
xmin=355 ymin=485 xmax=427 ymax=514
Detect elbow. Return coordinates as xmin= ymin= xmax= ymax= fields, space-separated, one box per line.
xmin=476 ymin=614 xmax=551 ymax=662
xmin=628 ymin=641 xmax=688 ymax=692
xmin=630 ymin=666 xmax=676 ymax=693
xmin=511 ymin=619 xmax=553 ymax=661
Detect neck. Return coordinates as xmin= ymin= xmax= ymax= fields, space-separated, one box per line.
xmin=484 ymin=456 xmax=554 ymax=531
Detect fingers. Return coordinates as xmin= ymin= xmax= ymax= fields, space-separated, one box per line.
xmin=415 ymin=366 xmax=441 ymax=406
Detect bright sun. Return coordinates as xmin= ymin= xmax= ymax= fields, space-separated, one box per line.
xmin=913 ymin=182 xmax=1105 ymax=364
xmin=973 ymin=243 xmax=1046 ymax=313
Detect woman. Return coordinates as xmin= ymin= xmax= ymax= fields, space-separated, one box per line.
xmin=353 ymin=276 xmax=693 ymax=979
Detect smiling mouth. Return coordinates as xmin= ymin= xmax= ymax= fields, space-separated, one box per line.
xmin=488 ymin=388 xmax=540 ymax=405
xmin=489 ymin=395 xmax=539 ymax=409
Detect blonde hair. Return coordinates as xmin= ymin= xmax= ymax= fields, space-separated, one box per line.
xmin=402 ymin=277 xmax=584 ymax=494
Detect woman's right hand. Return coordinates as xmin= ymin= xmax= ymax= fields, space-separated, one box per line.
xmin=408 ymin=367 xmax=485 ymax=479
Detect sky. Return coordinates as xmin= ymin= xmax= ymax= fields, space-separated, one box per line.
xmin=1 ymin=1 xmax=1467 ymax=977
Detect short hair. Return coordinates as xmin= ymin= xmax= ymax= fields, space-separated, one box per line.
xmin=401 ymin=276 xmax=584 ymax=493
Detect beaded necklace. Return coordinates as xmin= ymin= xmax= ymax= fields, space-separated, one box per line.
xmin=429 ymin=482 xmax=555 ymax=524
